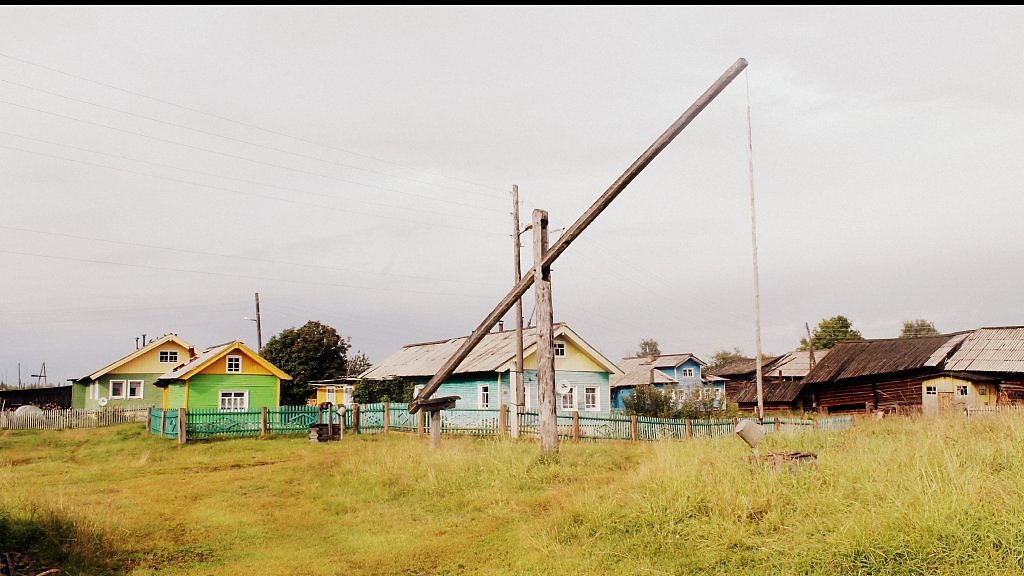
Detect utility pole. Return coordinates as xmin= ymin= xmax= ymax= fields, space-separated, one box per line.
xmin=806 ymin=322 xmax=816 ymax=369
xmin=511 ymin=184 xmax=525 ymax=439
xmin=533 ymin=209 xmax=557 ymax=453
xmin=255 ymin=292 xmax=263 ymax=351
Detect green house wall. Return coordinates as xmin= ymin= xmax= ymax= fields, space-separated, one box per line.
xmin=166 ymin=373 xmax=279 ymax=410
xmin=73 ymin=373 xmax=165 ymax=410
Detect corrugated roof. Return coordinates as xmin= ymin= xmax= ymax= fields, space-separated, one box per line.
xmin=942 ymin=327 xmax=1024 ymax=372
xmin=765 ymin=349 xmax=830 ymax=379
xmin=802 ymin=334 xmax=956 ymax=384
xmin=707 ymin=356 xmax=778 ymax=378
xmin=80 ymin=334 xmax=193 ymax=381
xmin=159 ymin=342 xmax=233 ymax=380
xmin=651 ymin=353 xmax=705 ymax=369
xmin=360 ymin=323 xmax=621 ymax=379
xmin=157 ymin=341 xmax=291 ymax=381
xmin=610 ymin=357 xmax=677 ymax=388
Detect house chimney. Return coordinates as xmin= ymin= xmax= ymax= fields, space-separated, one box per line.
xmin=188 ymin=346 xmax=196 ymax=359
xmin=498 ymin=320 xmax=504 ymax=332
xmin=135 ymin=337 xmax=140 ymax=350
xmin=646 ymin=354 xmax=656 ymax=363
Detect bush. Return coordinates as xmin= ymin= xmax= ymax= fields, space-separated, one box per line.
xmin=352 ymin=378 xmax=414 ymax=404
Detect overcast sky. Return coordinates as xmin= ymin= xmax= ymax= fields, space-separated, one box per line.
xmin=2 ymin=6 xmax=1023 ymax=385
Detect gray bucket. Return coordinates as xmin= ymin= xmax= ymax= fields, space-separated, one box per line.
xmin=735 ymin=418 xmax=766 ymax=449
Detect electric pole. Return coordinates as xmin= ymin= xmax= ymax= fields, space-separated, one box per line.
xmin=511 ymin=184 xmax=525 ymax=439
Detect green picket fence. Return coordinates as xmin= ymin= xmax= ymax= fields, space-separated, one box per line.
xmin=146 ymin=404 xmax=854 ymax=442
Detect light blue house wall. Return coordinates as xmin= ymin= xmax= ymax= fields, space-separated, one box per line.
xmin=408 ymin=369 xmax=613 ymax=418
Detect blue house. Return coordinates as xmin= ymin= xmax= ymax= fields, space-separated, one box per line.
xmin=611 ymin=353 xmax=724 ymax=410
xmin=360 ymin=323 xmax=622 ymax=417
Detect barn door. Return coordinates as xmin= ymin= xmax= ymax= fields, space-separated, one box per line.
xmin=937 ymin=391 xmax=953 ymax=413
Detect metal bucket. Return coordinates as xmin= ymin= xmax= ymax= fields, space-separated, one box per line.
xmin=735 ymin=418 xmax=766 ymax=449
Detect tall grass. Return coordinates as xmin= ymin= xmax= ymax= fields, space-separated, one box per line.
xmin=2 ymin=415 xmax=1023 ymax=575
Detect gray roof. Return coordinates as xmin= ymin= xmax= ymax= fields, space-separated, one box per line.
xmin=940 ymin=327 xmax=1024 ymax=372
xmin=360 ymin=323 xmax=620 ymax=379
xmin=765 ymin=349 xmax=830 ymax=379
xmin=610 ymin=357 xmax=677 ymax=388
xmin=651 ymin=353 xmax=705 ymax=369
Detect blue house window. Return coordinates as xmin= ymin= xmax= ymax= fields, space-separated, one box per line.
xmin=478 ymin=385 xmax=491 ymax=409
xmin=680 ymin=368 xmax=694 ymax=378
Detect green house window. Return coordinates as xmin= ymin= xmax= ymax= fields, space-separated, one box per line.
xmin=219 ymin=390 xmax=248 ymax=412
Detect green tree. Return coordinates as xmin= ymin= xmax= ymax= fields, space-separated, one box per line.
xmin=623 ymin=384 xmax=679 ymax=418
xmin=899 ymin=319 xmax=940 ymax=338
xmin=708 ymin=347 xmax=747 ymax=370
xmin=636 ymin=338 xmax=661 ymax=358
xmin=352 ymin=378 xmax=412 ymax=404
xmin=346 ymin=351 xmax=372 ymax=376
xmin=260 ymin=320 xmax=350 ymax=405
xmin=799 ymin=315 xmax=863 ymax=350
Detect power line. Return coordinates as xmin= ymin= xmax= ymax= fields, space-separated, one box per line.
xmin=0 ymin=97 xmax=496 ymax=213
xmin=0 ymin=142 xmax=504 ymax=236
xmin=0 ymin=51 xmax=506 ymax=199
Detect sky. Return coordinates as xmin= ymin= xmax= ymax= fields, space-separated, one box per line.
xmin=2 ymin=6 xmax=1023 ymax=385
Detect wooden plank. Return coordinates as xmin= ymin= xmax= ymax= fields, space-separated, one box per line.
xmin=408 ymin=58 xmax=749 ymax=414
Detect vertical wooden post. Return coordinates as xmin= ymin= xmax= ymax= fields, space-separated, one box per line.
xmin=685 ymin=419 xmax=693 ymax=439
xmin=430 ymin=410 xmax=441 ymax=450
xmin=177 ymin=408 xmax=187 ymax=444
xmin=147 ymin=407 xmax=153 ymax=432
xmin=572 ymin=411 xmax=580 ymax=442
xmin=511 ymin=184 xmax=525 ymax=439
xmin=630 ymin=414 xmax=638 ymax=441
xmin=260 ymin=406 xmax=269 ymax=438
xmin=851 ymin=413 xmax=857 ymax=427
xmin=533 ymin=209 xmax=558 ymax=454
xmin=812 ymin=418 xmax=818 ymax=431
xmin=160 ymin=409 xmax=167 ymax=438
xmin=417 ymin=410 xmax=426 ymax=436
xmin=353 ymin=404 xmax=361 ymax=434
xmin=383 ymin=402 xmax=391 ymax=432
xmin=732 ymin=417 xmax=739 ymax=429
xmin=774 ymin=416 xmax=780 ymax=432
xmin=499 ymin=403 xmax=507 ymax=436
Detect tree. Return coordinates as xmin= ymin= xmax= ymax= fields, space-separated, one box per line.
xmin=346 ymin=351 xmax=372 ymax=376
xmin=623 ymin=384 xmax=679 ymax=418
xmin=708 ymin=347 xmax=747 ymax=370
xmin=635 ymin=338 xmax=661 ymax=358
xmin=260 ymin=320 xmax=350 ymax=405
xmin=799 ymin=315 xmax=863 ymax=350
xmin=899 ymin=319 xmax=940 ymax=339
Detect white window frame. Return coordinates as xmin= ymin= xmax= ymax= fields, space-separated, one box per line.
xmin=680 ymin=368 xmax=694 ymax=378
xmin=553 ymin=342 xmax=566 ymax=357
xmin=109 ymin=379 xmax=126 ymax=399
xmin=325 ymin=386 xmax=336 ymax=403
xmin=925 ymin=386 xmax=937 ymax=395
xmin=957 ymin=385 xmax=968 ymax=397
xmin=226 ymin=355 xmax=242 ymax=373
xmin=561 ymin=386 xmax=577 ymax=411
xmin=219 ymin=390 xmax=248 ymax=412
xmin=478 ymin=384 xmax=491 ymax=409
xmin=159 ymin=350 xmax=178 ymax=363
xmin=127 ymin=379 xmax=144 ymax=399
xmin=584 ymin=386 xmax=599 ymax=412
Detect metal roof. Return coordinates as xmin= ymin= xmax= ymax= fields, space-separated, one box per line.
xmin=80 ymin=334 xmax=194 ymax=381
xmin=360 ymin=323 xmax=621 ymax=379
xmin=651 ymin=353 xmax=705 ymax=369
xmin=941 ymin=327 xmax=1024 ymax=372
xmin=157 ymin=341 xmax=291 ymax=381
xmin=765 ymin=349 xmax=830 ymax=379
xmin=802 ymin=334 xmax=958 ymax=384
xmin=609 ymin=357 xmax=677 ymax=388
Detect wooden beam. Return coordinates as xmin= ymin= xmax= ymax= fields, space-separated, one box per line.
xmin=409 ymin=58 xmax=748 ymax=414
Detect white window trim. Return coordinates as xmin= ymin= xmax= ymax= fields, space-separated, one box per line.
xmin=584 ymin=385 xmax=599 ymax=412
xmin=109 ymin=379 xmax=126 ymax=399
xmin=553 ymin=342 xmax=566 ymax=358
xmin=159 ymin=350 xmax=179 ymax=363
xmin=325 ymin=386 xmax=336 ymax=403
xmin=478 ymin=384 xmax=491 ymax=409
xmin=219 ymin=390 xmax=248 ymax=412
xmin=925 ymin=386 xmax=937 ymax=395
xmin=561 ymin=385 xmax=577 ymax=411
xmin=127 ymin=379 xmax=145 ymax=399
xmin=226 ymin=355 xmax=242 ymax=373
xmin=680 ymin=368 xmax=694 ymax=378
xmin=957 ymin=385 xmax=968 ymax=397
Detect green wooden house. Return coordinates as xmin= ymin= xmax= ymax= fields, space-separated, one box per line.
xmin=72 ymin=334 xmax=194 ymax=409
xmin=155 ymin=341 xmax=291 ymax=411
xmin=360 ymin=323 xmax=622 ymax=417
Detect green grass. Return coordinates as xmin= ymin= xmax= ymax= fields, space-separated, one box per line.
xmin=3 ymin=415 xmax=1024 ymax=575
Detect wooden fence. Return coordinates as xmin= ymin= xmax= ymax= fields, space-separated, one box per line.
xmin=0 ymin=406 xmax=151 ymax=430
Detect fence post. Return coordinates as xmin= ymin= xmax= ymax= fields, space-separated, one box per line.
xmin=177 ymin=408 xmax=187 ymax=444
xmin=812 ymin=418 xmax=818 ymax=431
xmin=147 ymin=407 xmax=153 ymax=432
xmin=774 ymin=416 xmax=780 ymax=432
xmin=630 ymin=415 xmax=638 ymax=441
xmin=160 ymin=409 xmax=167 ymax=438
xmin=685 ymin=419 xmax=693 ymax=439
xmin=260 ymin=406 xmax=269 ymax=438
xmin=383 ymin=402 xmax=391 ymax=432
xmin=499 ymin=404 xmax=507 ymax=437
xmin=353 ymin=404 xmax=361 ymax=434
xmin=430 ymin=410 xmax=441 ymax=450
xmin=572 ymin=411 xmax=580 ymax=442
xmin=417 ymin=410 xmax=425 ymax=436
xmin=851 ymin=413 xmax=856 ymax=427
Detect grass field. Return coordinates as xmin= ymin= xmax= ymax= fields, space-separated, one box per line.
xmin=3 ymin=415 xmax=1024 ymax=575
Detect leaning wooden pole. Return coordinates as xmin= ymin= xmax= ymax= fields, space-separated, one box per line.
xmin=409 ymin=58 xmax=748 ymax=414
xmin=533 ymin=209 xmax=558 ymax=453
